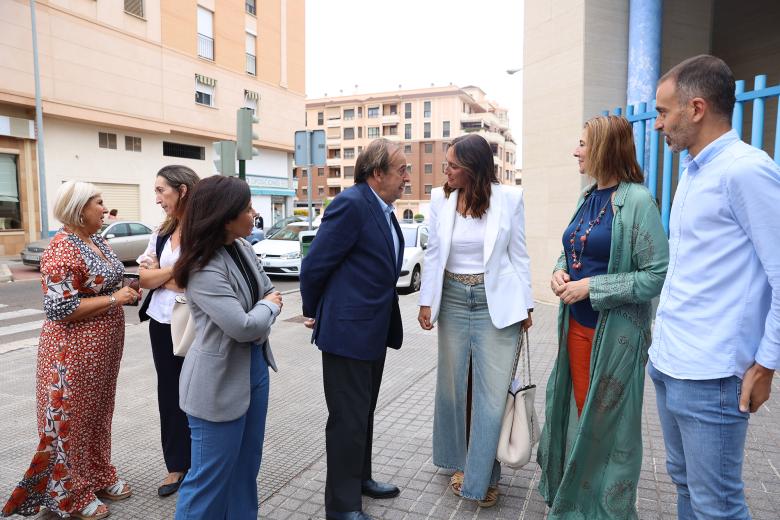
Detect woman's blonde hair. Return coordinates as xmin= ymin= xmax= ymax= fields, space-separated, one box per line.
xmin=583 ymin=115 xmax=644 ymax=184
xmin=53 ymin=180 xmax=101 ymax=228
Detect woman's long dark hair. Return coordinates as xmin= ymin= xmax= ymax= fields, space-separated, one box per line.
xmin=173 ymin=175 xmax=251 ymax=288
xmin=443 ymin=134 xmax=498 ymax=218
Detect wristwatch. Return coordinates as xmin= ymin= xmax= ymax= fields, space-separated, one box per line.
xmin=109 ymin=293 xmax=117 ymax=307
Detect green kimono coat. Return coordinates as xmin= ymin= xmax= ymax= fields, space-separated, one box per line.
xmin=537 ymin=181 xmax=669 ymax=519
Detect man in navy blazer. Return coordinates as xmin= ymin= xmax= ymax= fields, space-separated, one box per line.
xmin=301 ymin=139 xmax=409 ymax=520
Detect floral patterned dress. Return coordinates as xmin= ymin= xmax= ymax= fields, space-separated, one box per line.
xmin=2 ymin=230 xmax=126 ymax=518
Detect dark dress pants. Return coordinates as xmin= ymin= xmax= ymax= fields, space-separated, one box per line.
xmin=322 ymin=351 xmax=386 ymax=513
xmin=149 ymin=318 xmax=191 ymax=473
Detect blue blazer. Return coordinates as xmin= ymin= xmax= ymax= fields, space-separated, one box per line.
xmin=300 ymin=182 xmax=404 ymax=361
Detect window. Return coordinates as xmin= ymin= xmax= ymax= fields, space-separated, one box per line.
xmin=318 ymin=187 xmax=325 ymax=195
xmin=403 ymin=185 xmax=412 ymax=195
xmin=343 ymin=166 xmax=354 ymax=177
xmin=357 ymin=107 xmax=363 ymax=118
xmin=424 ymin=122 xmax=431 ymax=138
xmin=424 ymin=163 xmax=432 ymax=174
xmin=423 ymin=100 xmax=431 ymax=118
xmin=383 ymin=125 xmax=397 ymax=136
xmin=442 ymin=162 xmax=447 ymax=173
xmin=344 ymin=108 xmax=354 ymax=120
xmin=301 ymin=168 xmax=308 ymax=177
xmin=404 ymin=144 xmax=412 ymax=153
xmin=317 ymin=168 xmax=324 ymax=177
xmin=99 ymin=132 xmax=117 ymax=149
xmin=343 ymin=127 xmax=355 ymax=140
xmin=0 ymin=154 xmax=21 ymax=230
xmin=125 ymin=136 xmax=142 ymax=152
xmin=404 ymin=102 xmax=412 ymax=119
xmin=442 ymin=142 xmax=449 ymax=153
xmin=328 ymin=187 xmax=341 ymax=196
xmin=358 ymin=127 xmax=363 ymax=138
xmin=406 ymin=164 xmax=412 ymax=173
xmin=368 ymin=127 xmax=379 ymax=138
xmin=246 ymin=0 xmax=256 ymax=15
xmin=124 ymin=0 xmax=144 ymax=18
xmin=403 ymin=209 xmax=413 ymax=219
xmin=302 ymin=188 xmax=308 ymax=196
xmin=246 ymin=33 xmax=256 ymax=75
xmin=317 ymin=112 xmax=324 ymax=125
xmin=443 ymin=121 xmax=450 ymax=138
xmin=106 ymin=223 xmax=130 ymax=237
xmin=195 ymin=75 xmax=215 ymax=106
xmin=424 ymin=143 xmax=433 ymax=154
xmin=128 ymin=223 xmax=152 ymax=235
xmin=163 ymin=141 xmax=205 ymax=160
xmin=367 ymin=106 xmax=379 ymax=118
xmin=197 ymin=7 xmax=214 ymax=60
xmin=424 ymin=184 xmax=432 ymax=194
xmin=357 ymin=146 xmax=363 ymax=154
xmin=344 ymin=148 xmax=355 ymax=159
xmin=404 ymin=124 xmax=411 ymax=140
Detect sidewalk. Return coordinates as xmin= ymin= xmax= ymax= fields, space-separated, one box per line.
xmin=1 ymin=291 xmax=778 ymax=519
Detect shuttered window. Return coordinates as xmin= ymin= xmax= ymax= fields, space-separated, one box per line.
xmin=92 ymin=183 xmax=141 ymax=221
xmin=0 ymin=154 xmax=21 ymax=230
xmin=124 ymin=0 xmax=144 ymax=18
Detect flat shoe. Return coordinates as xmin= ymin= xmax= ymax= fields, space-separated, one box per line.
xmin=450 ymin=471 xmax=464 ymax=496
xmin=478 ymin=486 xmax=499 ymax=508
xmin=96 ymin=480 xmax=132 ymax=501
xmin=158 ymin=473 xmax=185 ymax=497
xmin=70 ymin=498 xmax=109 ymax=520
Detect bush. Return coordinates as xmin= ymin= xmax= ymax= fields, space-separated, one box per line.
xmin=413 ymin=213 xmax=425 ymax=222
xmin=293 ymin=209 xmax=309 ymax=216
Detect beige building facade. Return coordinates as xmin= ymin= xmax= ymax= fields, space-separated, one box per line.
xmin=0 ymin=0 xmax=305 ymax=254
xmin=295 ymin=85 xmax=518 ymax=220
xmin=522 ymin=0 xmax=780 ymax=302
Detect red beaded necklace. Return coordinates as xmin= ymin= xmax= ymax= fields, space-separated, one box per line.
xmin=568 ymin=191 xmax=613 ymax=270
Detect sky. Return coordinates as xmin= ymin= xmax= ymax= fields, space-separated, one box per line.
xmin=305 ymin=0 xmax=524 ymax=166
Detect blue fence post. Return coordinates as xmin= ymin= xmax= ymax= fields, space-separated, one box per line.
xmin=635 ymin=102 xmax=647 ymax=171
xmin=733 ymin=80 xmax=745 ymax=138
xmin=661 ymin=143 xmax=673 ymax=233
xmin=775 ymin=95 xmax=780 ymax=165
xmin=751 ymin=75 xmax=767 ymax=148
xmin=648 ymin=103 xmax=659 ymax=198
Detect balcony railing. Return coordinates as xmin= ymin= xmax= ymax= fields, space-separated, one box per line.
xmin=246 ymin=53 xmax=256 ymax=75
xmin=198 ymin=34 xmax=214 ymax=60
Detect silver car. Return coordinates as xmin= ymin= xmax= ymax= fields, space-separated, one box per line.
xmin=20 ymin=220 xmax=153 ymax=268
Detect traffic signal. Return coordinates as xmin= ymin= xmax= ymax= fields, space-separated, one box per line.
xmin=237 ymin=107 xmax=259 ymax=160
xmin=213 ymin=140 xmax=236 ymax=176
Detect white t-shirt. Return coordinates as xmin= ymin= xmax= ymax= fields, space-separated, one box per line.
xmin=137 ymin=231 xmax=181 ymax=324
xmin=444 ymin=214 xmax=487 ymax=274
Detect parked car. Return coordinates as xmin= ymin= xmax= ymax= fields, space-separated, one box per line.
xmin=397 ymin=222 xmax=429 ymax=293
xmin=265 ymin=215 xmax=305 ymax=239
xmin=20 ymin=220 xmax=153 ymax=268
xmin=253 ymin=222 xmax=318 ymax=277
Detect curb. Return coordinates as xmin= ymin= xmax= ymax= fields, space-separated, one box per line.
xmin=0 ymin=263 xmax=13 ymax=283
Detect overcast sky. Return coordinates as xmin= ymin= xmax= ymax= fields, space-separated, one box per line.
xmin=305 ymin=0 xmax=524 ymax=165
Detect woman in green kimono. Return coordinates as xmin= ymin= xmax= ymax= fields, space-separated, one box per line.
xmin=537 ymin=115 xmax=669 ymax=519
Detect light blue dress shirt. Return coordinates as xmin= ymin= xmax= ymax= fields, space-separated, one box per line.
xmin=369 ymin=186 xmax=400 ymax=265
xmin=649 ymin=129 xmax=780 ymax=380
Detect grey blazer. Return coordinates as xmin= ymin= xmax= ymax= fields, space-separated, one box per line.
xmin=179 ymin=238 xmax=279 ymax=422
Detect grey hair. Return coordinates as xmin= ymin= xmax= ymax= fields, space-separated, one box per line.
xmin=354 ymin=138 xmax=400 ymax=184
xmin=53 ymin=180 xmax=100 ymax=228
xmin=659 ymin=54 xmax=736 ymax=122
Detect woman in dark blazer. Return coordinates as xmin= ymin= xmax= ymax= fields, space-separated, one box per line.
xmin=172 ymin=175 xmax=283 ymax=519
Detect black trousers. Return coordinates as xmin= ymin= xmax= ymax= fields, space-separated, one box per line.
xmin=322 ymin=351 xmax=386 ymax=513
xmin=149 ymin=318 xmax=191 ymax=473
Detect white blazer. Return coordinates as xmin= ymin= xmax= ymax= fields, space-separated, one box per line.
xmin=418 ymin=184 xmax=534 ymax=329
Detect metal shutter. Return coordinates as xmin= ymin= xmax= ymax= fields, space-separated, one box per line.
xmin=93 ymin=183 xmax=140 ymax=221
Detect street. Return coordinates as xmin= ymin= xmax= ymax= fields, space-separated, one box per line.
xmin=0 ymin=260 xmax=299 ymax=350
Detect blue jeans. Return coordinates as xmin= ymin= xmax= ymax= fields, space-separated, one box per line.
xmin=432 ymin=278 xmax=520 ymax=501
xmin=648 ymin=362 xmax=751 ymax=519
xmin=175 ymin=346 xmax=269 ymax=520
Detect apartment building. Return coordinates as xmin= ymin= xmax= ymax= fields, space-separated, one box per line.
xmin=0 ymin=0 xmax=304 ymax=255
xmin=295 ymin=85 xmax=517 ymax=220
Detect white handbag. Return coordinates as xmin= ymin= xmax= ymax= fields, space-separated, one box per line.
xmin=497 ymin=329 xmax=540 ymax=468
xmin=171 ymin=295 xmax=195 ymax=357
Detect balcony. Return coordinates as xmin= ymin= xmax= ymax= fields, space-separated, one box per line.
xmin=326 ymin=137 xmax=341 ymax=146
xmin=326 ymin=157 xmax=341 ymax=167
xmin=197 ymin=34 xmax=214 ymax=60
xmin=381 ymin=114 xmax=400 ymax=124
xmin=246 ymin=53 xmax=256 ymax=75
xmin=327 ymin=177 xmax=342 ymax=187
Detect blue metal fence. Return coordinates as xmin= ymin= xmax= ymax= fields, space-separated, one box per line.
xmin=603 ymin=74 xmax=780 ymax=232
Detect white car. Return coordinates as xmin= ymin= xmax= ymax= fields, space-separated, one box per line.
xmin=253 ymin=222 xmax=317 ymax=277
xmin=397 ymin=222 xmax=429 ymax=292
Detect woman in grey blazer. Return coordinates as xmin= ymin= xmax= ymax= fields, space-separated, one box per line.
xmin=171 ymin=176 xmax=283 ymax=520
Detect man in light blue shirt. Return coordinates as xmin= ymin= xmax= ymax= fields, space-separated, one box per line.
xmin=649 ymin=55 xmax=780 ymax=520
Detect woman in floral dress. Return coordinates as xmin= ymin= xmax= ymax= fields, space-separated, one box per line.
xmin=2 ymin=181 xmax=140 ymax=520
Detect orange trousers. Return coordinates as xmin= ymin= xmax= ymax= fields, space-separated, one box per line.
xmin=567 ymin=317 xmax=595 ymax=416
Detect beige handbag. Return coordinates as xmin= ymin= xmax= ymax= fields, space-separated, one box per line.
xmin=171 ymin=295 xmax=195 ymax=357
xmin=497 ymin=329 xmax=540 ymax=468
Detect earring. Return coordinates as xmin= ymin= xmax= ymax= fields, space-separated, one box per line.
xmin=78 ymin=215 xmax=85 ymax=226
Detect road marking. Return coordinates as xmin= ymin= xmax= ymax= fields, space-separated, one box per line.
xmin=0 ymin=304 xmax=7 ymax=308
xmin=0 ymin=309 xmax=44 ymax=321
xmin=0 ymin=320 xmax=44 ymax=338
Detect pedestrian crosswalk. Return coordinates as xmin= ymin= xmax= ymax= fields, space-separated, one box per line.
xmin=0 ymin=304 xmax=44 ymax=350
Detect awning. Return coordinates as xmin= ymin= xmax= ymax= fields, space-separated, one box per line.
xmin=244 ymin=89 xmax=260 ymax=101
xmin=195 ymin=73 xmax=217 ymax=87
xmin=250 ymin=188 xmax=295 ymax=197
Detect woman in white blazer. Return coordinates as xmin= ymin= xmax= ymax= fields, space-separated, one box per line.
xmin=418 ymin=134 xmax=533 ymax=508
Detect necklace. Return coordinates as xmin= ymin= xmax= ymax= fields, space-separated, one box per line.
xmin=568 ymin=191 xmax=613 ymax=270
